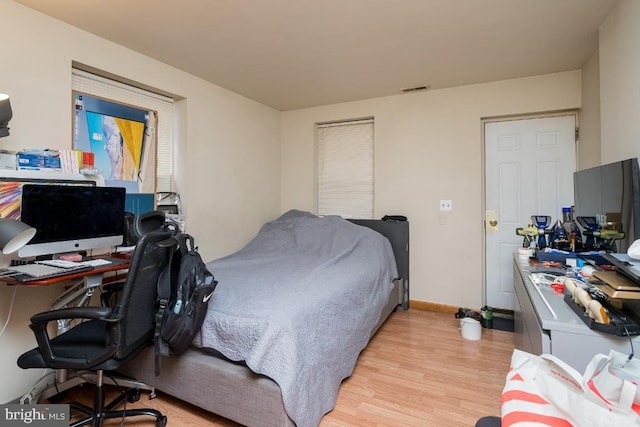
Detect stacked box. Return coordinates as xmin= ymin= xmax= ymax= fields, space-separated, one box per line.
xmin=17 ymin=153 xmax=62 ymax=172
xmin=0 ymin=150 xmax=16 ymax=169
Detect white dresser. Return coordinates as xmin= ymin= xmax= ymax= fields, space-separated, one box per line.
xmin=513 ymin=256 xmax=640 ymax=371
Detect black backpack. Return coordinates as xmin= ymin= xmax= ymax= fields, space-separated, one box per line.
xmin=154 ymin=233 xmax=217 ymax=375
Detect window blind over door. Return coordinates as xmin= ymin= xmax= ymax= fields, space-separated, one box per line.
xmin=317 ymin=119 xmax=374 ymax=219
xmin=71 ymin=68 xmax=174 ymax=192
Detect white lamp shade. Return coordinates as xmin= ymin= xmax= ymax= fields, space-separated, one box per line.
xmin=0 ymin=218 xmax=36 ymax=255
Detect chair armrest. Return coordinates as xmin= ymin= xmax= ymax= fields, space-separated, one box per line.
xmin=30 ymin=306 xmax=113 ymax=327
xmin=28 ymin=306 xmax=115 ymax=369
xmin=100 ymin=281 xmax=124 ymax=308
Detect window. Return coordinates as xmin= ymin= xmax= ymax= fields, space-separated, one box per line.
xmin=71 ymin=68 xmax=174 ymax=192
xmin=316 ymin=118 xmax=374 ymax=218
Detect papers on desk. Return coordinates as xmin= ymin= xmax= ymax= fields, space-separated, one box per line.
xmin=80 ymin=259 xmax=112 ymax=267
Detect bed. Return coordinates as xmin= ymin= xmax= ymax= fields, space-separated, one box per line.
xmin=119 ymin=210 xmax=409 ymax=427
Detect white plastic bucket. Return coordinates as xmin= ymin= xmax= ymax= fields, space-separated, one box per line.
xmin=460 ymin=318 xmax=482 ymax=340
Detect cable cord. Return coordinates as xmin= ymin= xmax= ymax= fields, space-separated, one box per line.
xmin=623 ymin=321 xmax=635 ymax=364
xmin=19 ymin=370 xmax=54 ymax=404
xmin=0 ymin=286 xmax=17 ymax=337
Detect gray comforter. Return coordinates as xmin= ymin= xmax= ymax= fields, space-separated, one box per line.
xmin=196 ymin=210 xmax=397 ymax=427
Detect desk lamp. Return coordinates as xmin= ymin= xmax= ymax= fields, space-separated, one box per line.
xmin=0 ymin=94 xmax=12 ymax=138
xmin=0 ymin=218 xmax=36 ymax=268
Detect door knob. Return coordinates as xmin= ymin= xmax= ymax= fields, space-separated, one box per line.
xmin=485 ymin=210 xmax=498 ymax=233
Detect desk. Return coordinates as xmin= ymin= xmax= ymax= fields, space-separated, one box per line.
xmin=1 ymin=256 xmax=149 ymax=403
xmin=3 ymin=257 xmax=130 ymax=333
xmin=2 ymin=256 xmax=130 ymax=286
xmin=513 ymin=255 xmax=640 ymax=371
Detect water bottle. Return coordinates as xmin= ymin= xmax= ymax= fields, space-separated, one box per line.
xmin=481 ymin=306 xmax=493 ymax=329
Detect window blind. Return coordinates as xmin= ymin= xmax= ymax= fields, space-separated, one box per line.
xmin=317 ymin=119 xmax=374 ymax=219
xmin=71 ymin=69 xmax=174 ymax=192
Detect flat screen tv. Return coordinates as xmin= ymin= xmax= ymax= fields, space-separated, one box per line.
xmin=73 ymin=91 xmax=150 ymax=192
xmin=18 ymin=184 xmax=126 ymax=258
xmin=573 ymin=158 xmax=640 ymax=253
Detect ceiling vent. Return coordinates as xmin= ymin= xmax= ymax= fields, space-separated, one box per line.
xmin=402 ymin=85 xmax=429 ymax=93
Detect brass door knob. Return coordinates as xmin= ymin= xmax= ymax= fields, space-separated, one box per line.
xmin=489 ymin=219 xmax=498 ymax=227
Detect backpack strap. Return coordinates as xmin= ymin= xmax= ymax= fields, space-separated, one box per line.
xmin=154 ymin=237 xmax=177 ymax=376
xmin=171 ymin=233 xmax=191 ymax=314
xmin=177 ymin=233 xmax=193 ymax=256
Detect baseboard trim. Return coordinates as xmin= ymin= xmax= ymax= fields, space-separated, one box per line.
xmin=409 ymin=300 xmax=459 ymax=314
xmin=409 ymin=300 xmax=514 ymax=317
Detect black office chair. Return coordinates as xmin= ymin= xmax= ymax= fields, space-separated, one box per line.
xmin=17 ymin=231 xmax=176 ymax=427
xmin=134 ymin=211 xmax=167 ymax=240
xmin=475 ymin=416 xmax=501 ymax=427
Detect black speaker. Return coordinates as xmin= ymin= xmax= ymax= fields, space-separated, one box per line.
xmin=122 ymin=212 xmax=138 ymax=246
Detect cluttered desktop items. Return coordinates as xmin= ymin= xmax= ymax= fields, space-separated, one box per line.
xmin=515 ymin=213 xmax=636 ymax=333
xmin=516 ymin=211 xmax=625 ymax=256
xmin=515 ymin=158 xmax=640 ymax=336
xmin=516 ymin=157 xmax=640 ymax=259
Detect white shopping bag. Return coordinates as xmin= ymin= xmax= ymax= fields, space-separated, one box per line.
xmin=501 ymin=349 xmax=640 ymax=426
xmin=584 ymin=350 xmax=640 ymax=416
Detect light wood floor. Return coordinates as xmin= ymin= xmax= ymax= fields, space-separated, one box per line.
xmin=64 ymin=309 xmax=514 ymax=426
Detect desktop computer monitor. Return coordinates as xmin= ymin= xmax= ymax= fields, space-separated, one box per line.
xmin=18 ymin=184 xmax=126 ymax=258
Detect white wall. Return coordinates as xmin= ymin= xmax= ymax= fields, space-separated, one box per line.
xmin=579 ymin=51 xmax=601 ymax=170
xmin=0 ymin=0 xmax=282 ymax=403
xmin=599 ymin=0 xmax=640 ymax=163
xmin=282 ymin=72 xmax=581 ymax=309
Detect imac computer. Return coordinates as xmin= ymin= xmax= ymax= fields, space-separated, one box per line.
xmin=18 ymin=184 xmax=126 ymax=258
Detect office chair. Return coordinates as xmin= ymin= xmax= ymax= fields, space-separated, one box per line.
xmin=17 ymin=231 xmax=176 ymax=427
xmin=103 ymin=210 xmax=175 ymax=308
xmin=474 ymin=416 xmax=501 ymax=427
xmin=134 ymin=211 xmax=167 ymax=241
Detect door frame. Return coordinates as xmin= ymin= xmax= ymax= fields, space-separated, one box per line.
xmin=480 ymin=109 xmax=580 ymax=310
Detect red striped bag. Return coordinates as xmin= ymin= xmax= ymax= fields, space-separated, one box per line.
xmin=501 ymin=349 xmax=640 ymax=426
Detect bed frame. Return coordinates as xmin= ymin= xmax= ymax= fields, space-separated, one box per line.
xmin=119 ymin=219 xmax=409 ymax=426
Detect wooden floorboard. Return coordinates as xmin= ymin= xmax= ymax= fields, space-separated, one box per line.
xmin=63 ymin=309 xmax=514 ymax=426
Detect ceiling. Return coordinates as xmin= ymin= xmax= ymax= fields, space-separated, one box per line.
xmin=16 ymin=0 xmax=618 ymax=111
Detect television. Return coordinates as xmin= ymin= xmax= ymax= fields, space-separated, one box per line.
xmin=18 ymin=184 xmax=126 ymax=258
xmin=73 ymin=91 xmax=150 ymax=192
xmin=573 ymin=158 xmax=640 ymax=253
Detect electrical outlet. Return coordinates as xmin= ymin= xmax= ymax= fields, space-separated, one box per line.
xmin=440 ymin=200 xmax=452 ymax=211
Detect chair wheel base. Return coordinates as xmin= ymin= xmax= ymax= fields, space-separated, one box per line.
xmin=127 ymin=389 xmax=141 ymax=403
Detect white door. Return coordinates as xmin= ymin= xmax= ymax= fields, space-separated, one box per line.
xmin=485 ymin=115 xmax=576 ymax=310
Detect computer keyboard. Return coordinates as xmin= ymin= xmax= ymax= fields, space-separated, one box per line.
xmin=37 ymin=259 xmax=83 ymax=268
xmin=38 ymin=258 xmax=113 ymax=268
xmin=2 ymin=263 xmax=94 ymax=282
